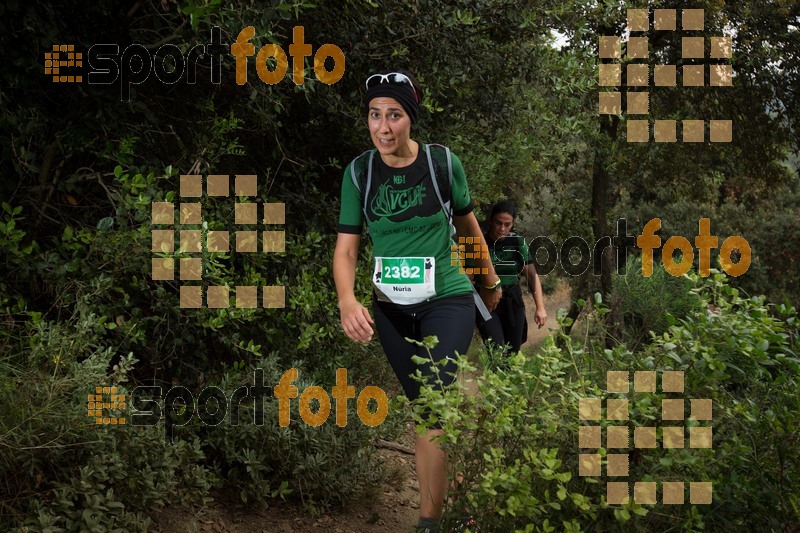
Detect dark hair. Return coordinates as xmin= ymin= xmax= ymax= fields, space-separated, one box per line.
xmin=490 ymin=200 xmax=517 ymax=221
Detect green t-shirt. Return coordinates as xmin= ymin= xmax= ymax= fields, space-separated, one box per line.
xmin=337 ymin=143 xmax=475 ymax=302
xmin=468 ymin=232 xmax=532 ymax=287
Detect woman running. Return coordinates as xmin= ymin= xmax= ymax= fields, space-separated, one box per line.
xmin=333 ymin=70 xmax=501 ymax=532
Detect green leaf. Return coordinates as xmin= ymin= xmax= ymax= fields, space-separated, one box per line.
xmin=97 ymin=217 xmax=114 ymax=231
xmin=410 ymin=355 xmax=428 ymax=365
xmin=614 ymin=508 xmax=631 ymax=521
xmin=423 ymin=335 xmax=439 ymax=349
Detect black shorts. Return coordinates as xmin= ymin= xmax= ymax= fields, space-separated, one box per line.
xmin=373 ymin=293 xmax=474 ymax=404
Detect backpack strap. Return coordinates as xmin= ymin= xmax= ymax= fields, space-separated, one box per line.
xmin=349 ymin=149 xmax=376 ymax=222
xmin=424 ymin=143 xmax=455 ymax=239
xmin=351 ymin=144 xmax=454 ymax=228
xmin=426 ymin=144 xmax=490 ymax=320
xmin=363 ymin=150 xmax=375 ymax=221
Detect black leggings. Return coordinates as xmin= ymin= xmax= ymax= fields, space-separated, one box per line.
xmin=476 ymin=283 xmax=527 ymax=355
xmin=373 ymin=293 xmax=474 ymax=403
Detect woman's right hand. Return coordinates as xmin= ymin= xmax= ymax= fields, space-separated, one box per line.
xmin=339 ymin=299 xmax=375 ymax=343
xmin=479 ymin=286 xmax=502 ymax=313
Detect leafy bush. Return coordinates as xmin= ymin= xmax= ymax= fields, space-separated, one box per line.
xmin=1 ymin=160 xmax=400 ymax=526
xmin=612 ymin=186 xmax=800 ymax=308
xmin=411 ymin=272 xmax=799 ymax=532
xmin=641 ymin=272 xmax=800 ymax=529
xmin=0 ymin=313 xmax=215 ymax=532
xmin=609 ymin=258 xmax=695 ymax=349
xmin=179 ymin=358 xmax=397 ymax=514
xmin=411 ymin=340 xmax=591 ymax=533
xmin=20 ymin=427 xmax=214 ymax=532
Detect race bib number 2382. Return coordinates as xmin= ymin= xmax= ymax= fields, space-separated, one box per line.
xmin=373 ymin=257 xmax=435 ymax=304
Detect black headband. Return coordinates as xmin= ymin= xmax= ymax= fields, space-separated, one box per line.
xmin=364 ymin=83 xmax=420 ymax=124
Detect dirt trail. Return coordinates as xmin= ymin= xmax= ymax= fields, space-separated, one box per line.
xmin=153 ymin=282 xmax=571 ymax=533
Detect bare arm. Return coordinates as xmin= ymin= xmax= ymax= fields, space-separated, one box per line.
xmin=453 ymin=212 xmax=501 ymax=312
xmin=524 ymin=263 xmax=547 ymax=328
xmin=333 ymin=232 xmax=374 ymax=342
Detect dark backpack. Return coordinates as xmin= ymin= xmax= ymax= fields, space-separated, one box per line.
xmin=348 ymin=143 xmax=455 ymax=237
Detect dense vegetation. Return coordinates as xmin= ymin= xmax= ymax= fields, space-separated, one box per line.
xmin=416 ymin=269 xmax=799 ymax=531
xmin=1 ymin=0 xmax=798 ymax=530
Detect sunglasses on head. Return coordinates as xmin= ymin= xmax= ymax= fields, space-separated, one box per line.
xmin=365 ymin=72 xmax=419 ymax=102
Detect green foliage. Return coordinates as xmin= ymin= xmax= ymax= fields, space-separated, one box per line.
xmin=637 ymin=273 xmax=800 ymax=529
xmin=652 ymin=271 xmax=800 ymax=384
xmin=179 ymin=360 xmax=392 ymax=514
xmin=410 ymin=273 xmax=800 ymax=531
xmin=612 ymin=181 xmax=800 ymax=305
xmin=539 ymin=272 xmax=559 ymax=296
xmin=0 ymin=312 xmax=214 ymax=531
xmin=412 ymin=344 xmax=593 ymax=532
xmin=1 ymin=152 xmax=394 ymax=525
xmin=21 ymin=428 xmax=214 ymax=532
xmin=609 ymin=258 xmax=695 ymax=349
xmin=0 ymin=167 xmax=395 ymax=525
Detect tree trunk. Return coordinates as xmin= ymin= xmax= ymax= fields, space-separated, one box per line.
xmin=592 ymin=115 xmax=624 ymax=346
